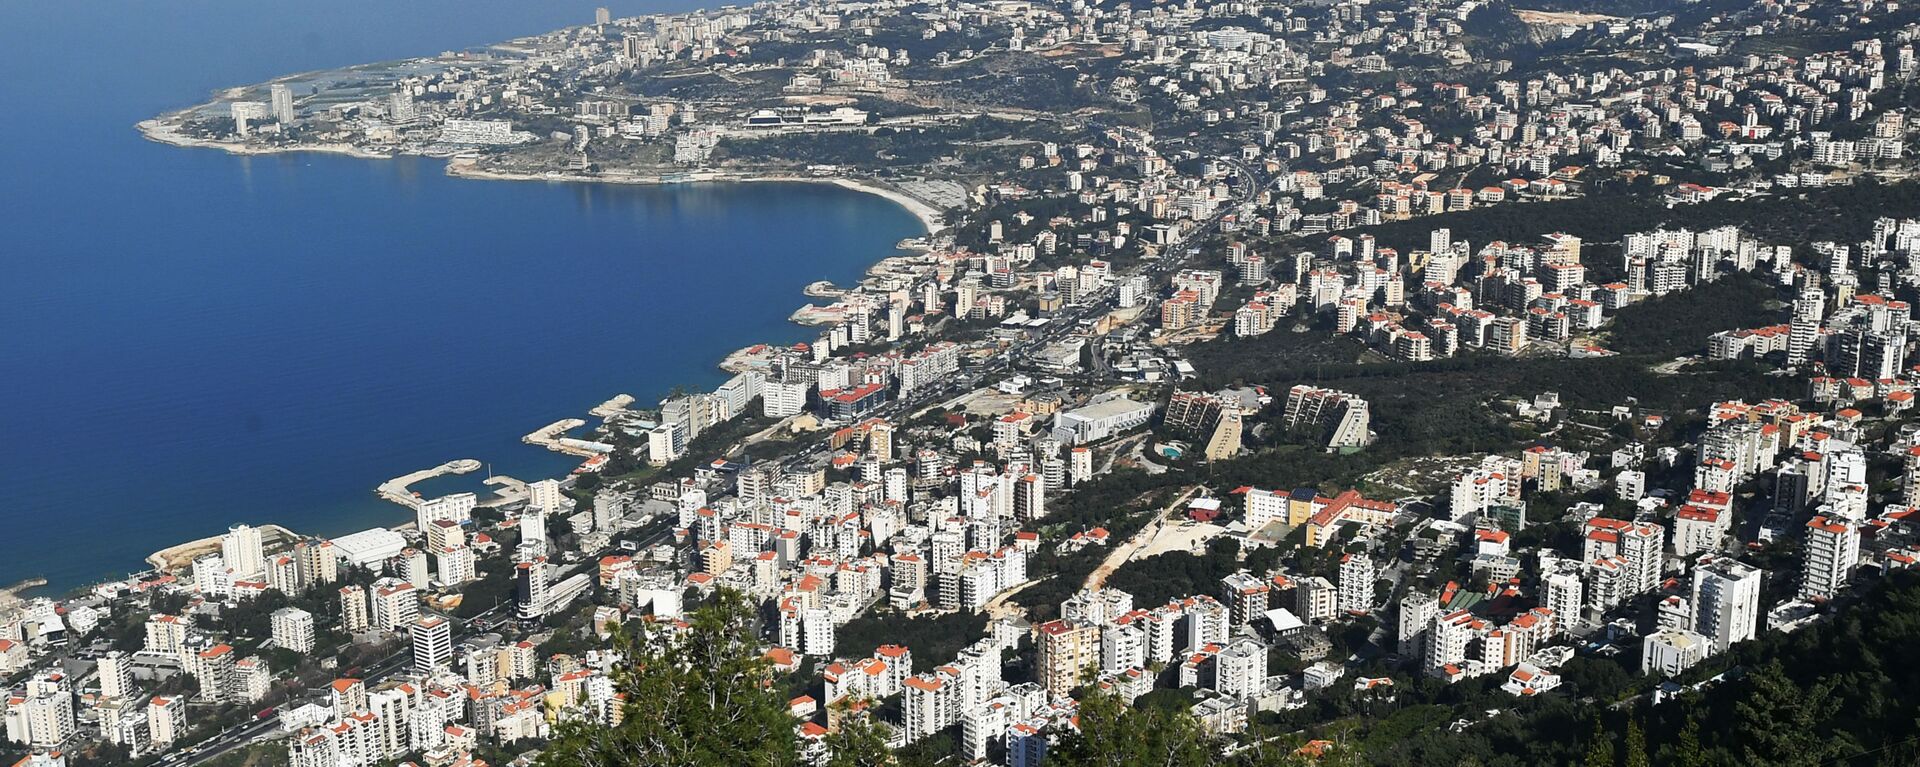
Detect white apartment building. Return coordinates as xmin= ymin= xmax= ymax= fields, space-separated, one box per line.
xmin=370 ymin=579 xmax=420 ymax=631
xmin=902 ymin=673 xmax=959 ymax=743
xmin=272 ymin=607 xmax=316 ymax=653
xmin=1583 ymin=518 xmax=1663 ymax=597
xmin=1641 ymin=628 xmax=1709 ymax=677
xmin=410 ymin=616 xmax=453 ymax=676
xmin=98 ymin=650 xmax=135 ymax=700
xmin=339 ymin=585 xmax=370 ymax=634
xmin=1214 ymin=638 xmax=1266 ymax=700
xmin=222 ymin=523 xmax=266 ymax=581
xmin=1801 ymin=515 xmax=1860 ymax=601
xmin=763 ymin=379 xmax=811 ymax=418
xmin=1338 ymin=554 xmax=1376 ymax=614
xmin=1243 ymin=487 xmax=1285 ymax=531
xmin=1295 ymin=576 xmax=1337 ymax=624
xmin=1690 ymin=556 xmax=1761 ymax=652
xmin=1396 ymin=592 xmax=1438 ymax=657
xmin=1425 ymin=609 xmax=1487 ymax=675
xmin=1542 ymin=567 xmax=1584 ymax=631
xmin=148 ymin=695 xmax=185 ymax=748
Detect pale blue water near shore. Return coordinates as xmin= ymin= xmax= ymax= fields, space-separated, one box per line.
xmin=0 ymin=2 xmax=923 ymax=590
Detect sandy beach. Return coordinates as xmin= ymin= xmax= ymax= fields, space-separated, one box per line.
xmin=822 ymin=177 xmax=947 ymax=235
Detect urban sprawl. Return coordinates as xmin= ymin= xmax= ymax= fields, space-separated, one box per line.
xmin=16 ymin=0 xmax=1920 ymax=764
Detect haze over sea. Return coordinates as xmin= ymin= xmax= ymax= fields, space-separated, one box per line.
xmin=0 ymin=1 xmax=923 ymax=591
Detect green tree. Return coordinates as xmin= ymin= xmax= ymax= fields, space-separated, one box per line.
xmin=823 ymin=704 xmax=895 ymax=767
xmin=1734 ymin=662 xmax=1841 ymax=766
xmin=1582 ymin=719 xmax=1616 ymax=767
xmin=1623 ymin=717 xmax=1648 ymax=767
xmin=539 ymin=589 xmax=799 ymax=767
xmin=1672 ymin=717 xmax=1707 ymax=767
xmin=1049 ymin=688 xmax=1214 ymax=767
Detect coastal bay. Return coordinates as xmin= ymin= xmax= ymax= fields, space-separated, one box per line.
xmin=137 ymin=117 xmax=951 ymax=234
xmin=0 ymin=0 xmax=925 ymax=592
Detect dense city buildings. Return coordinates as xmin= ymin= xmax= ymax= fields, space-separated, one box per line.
xmin=14 ymin=0 xmax=1920 ymax=763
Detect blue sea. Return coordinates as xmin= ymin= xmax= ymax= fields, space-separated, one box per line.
xmin=0 ymin=1 xmax=922 ymax=591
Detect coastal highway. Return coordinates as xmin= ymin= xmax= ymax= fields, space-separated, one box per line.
xmin=159 ymin=712 xmax=282 ymax=767
xmin=168 ymin=641 xmax=423 ymax=766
